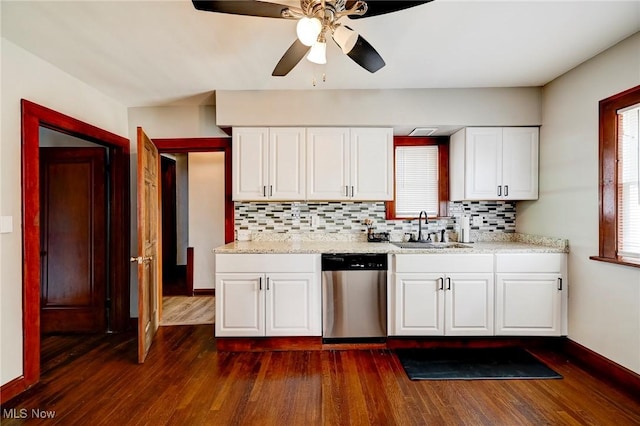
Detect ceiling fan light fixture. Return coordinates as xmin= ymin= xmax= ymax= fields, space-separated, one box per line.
xmin=296 ymin=17 xmax=322 ymax=47
xmin=307 ymin=40 xmax=327 ymax=64
xmin=333 ymin=25 xmax=358 ymax=54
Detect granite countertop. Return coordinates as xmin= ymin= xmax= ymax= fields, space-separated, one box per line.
xmin=213 ymin=233 xmax=568 ymax=255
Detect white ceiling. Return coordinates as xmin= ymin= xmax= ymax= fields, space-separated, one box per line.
xmin=2 ymin=0 xmax=639 ymax=108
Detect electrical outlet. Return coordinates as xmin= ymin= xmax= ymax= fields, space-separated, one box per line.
xmin=311 ymin=215 xmax=319 ymax=228
xmin=472 ymin=216 xmax=483 ymax=226
xmin=0 ymin=216 xmax=13 ymax=234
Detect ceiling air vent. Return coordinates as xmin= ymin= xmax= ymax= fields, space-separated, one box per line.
xmin=408 ymin=128 xmax=437 ymax=137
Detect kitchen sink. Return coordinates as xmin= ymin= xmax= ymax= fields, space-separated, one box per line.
xmin=392 ymin=242 xmax=472 ymax=249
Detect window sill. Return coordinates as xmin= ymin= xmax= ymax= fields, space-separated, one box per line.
xmin=590 ymin=256 xmax=640 ymax=269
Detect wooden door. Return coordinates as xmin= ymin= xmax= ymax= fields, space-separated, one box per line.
xmin=135 ymin=128 xmax=161 ymax=363
xmin=40 ymin=147 xmax=107 ymax=333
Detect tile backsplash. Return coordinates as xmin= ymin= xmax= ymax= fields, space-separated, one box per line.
xmin=235 ymin=201 xmax=515 ymax=240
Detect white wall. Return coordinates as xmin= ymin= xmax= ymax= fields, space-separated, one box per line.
xmin=216 ymin=87 xmax=542 ymax=129
xmin=517 ymin=33 xmax=640 ymax=373
xmin=188 ymin=152 xmax=225 ymax=290
xmin=175 ymin=154 xmax=189 ymax=265
xmin=0 ymin=38 xmax=128 ymax=386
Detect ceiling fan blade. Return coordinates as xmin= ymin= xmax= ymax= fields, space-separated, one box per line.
xmin=272 ymin=39 xmax=311 ymax=77
xmin=192 ymin=1 xmax=291 ymax=18
xmin=347 ymin=1 xmax=433 ymax=19
xmin=345 ymin=33 xmax=385 ymax=73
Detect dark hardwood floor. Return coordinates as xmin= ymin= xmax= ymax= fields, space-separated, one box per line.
xmin=3 ymin=326 xmax=640 ymax=425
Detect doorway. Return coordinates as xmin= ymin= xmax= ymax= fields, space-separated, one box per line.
xmin=152 ymin=138 xmax=232 ymax=326
xmin=19 ymin=100 xmax=130 ymax=396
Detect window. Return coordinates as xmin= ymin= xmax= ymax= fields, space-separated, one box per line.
xmin=386 ymin=137 xmax=449 ymax=220
xmin=593 ymin=85 xmax=640 ymax=267
xmin=618 ymin=105 xmax=640 ymax=258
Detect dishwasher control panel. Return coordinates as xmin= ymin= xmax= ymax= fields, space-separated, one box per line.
xmin=321 ymin=253 xmax=388 ymax=271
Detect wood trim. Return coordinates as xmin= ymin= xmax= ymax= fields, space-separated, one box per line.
xmin=562 ymin=338 xmax=640 ymax=399
xmin=385 ymin=136 xmax=450 ymax=220
xmin=215 ymin=336 xmax=561 ymax=352
xmin=0 ymin=376 xmax=26 ymax=404
xmin=186 ymin=247 xmax=194 ymax=296
xmin=589 ymin=255 xmax=640 ymax=269
xmin=386 ymin=337 xmax=563 ymax=349
xmin=596 ymin=85 xmax=640 ymax=261
xmin=192 ymin=289 xmax=215 ymax=296
xmin=20 ymin=99 xmax=131 ymax=395
xmin=152 ymin=137 xmax=234 ymax=244
xmin=153 ymin=137 xmax=230 ymax=153
xmin=216 ymin=337 xmax=323 ymax=352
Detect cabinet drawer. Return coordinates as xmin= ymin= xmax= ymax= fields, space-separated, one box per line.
xmin=394 ymin=254 xmax=493 ymax=273
xmin=216 ymin=254 xmax=319 ymax=273
xmin=496 ymin=253 xmax=565 ymax=273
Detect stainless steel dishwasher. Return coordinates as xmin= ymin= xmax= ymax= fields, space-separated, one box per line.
xmin=321 ymin=253 xmax=387 ymax=343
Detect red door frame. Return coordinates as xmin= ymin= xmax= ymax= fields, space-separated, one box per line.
xmin=1 ymin=100 xmax=131 ymax=403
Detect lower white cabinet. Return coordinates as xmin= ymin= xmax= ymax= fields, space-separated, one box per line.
xmin=215 ymin=254 xmax=321 ymax=337
xmin=391 ymin=254 xmax=494 ymax=336
xmin=495 ymin=253 xmax=567 ymax=336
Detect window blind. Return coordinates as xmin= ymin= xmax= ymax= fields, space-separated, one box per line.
xmin=618 ymin=105 xmax=640 ymax=258
xmin=395 ymin=145 xmax=438 ymax=218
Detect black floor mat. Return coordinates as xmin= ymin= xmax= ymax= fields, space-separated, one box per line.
xmin=396 ymin=347 xmax=562 ymax=380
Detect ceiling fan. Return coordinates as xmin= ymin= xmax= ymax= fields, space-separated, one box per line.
xmin=192 ymin=1 xmax=433 ymax=76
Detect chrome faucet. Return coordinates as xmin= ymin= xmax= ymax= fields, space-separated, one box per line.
xmin=418 ymin=211 xmax=429 ymax=242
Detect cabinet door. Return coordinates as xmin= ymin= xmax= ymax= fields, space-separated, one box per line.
xmin=464 ymin=128 xmax=502 ymax=200
xmin=350 ymin=128 xmax=393 ymax=200
xmin=445 ymin=273 xmax=494 ymax=336
xmin=269 ymin=128 xmax=306 ymax=200
xmin=392 ymin=273 xmax=444 ymax=336
xmin=495 ymin=273 xmax=562 ymax=336
xmin=501 ymin=127 xmax=539 ymax=200
xmin=306 ymin=128 xmax=350 ymax=200
xmin=215 ymin=273 xmax=265 ymax=337
xmin=265 ymin=273 xmax=320 ymax=336
xmin=232 ymin=128 xmax=269 ymax=200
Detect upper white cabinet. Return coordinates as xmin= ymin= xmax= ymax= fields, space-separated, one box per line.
xmin=390 ymin=254 xmax=494 ymax=336
xmin=232 ymin=127 xmax=306 ymax=200
xmin=450 ymin=127 xmax=539 ymax=201
xmin=495 ymin=253 xmax=567 ymax=336
xmin=306 ymin=127 xmax=393 ymax=201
